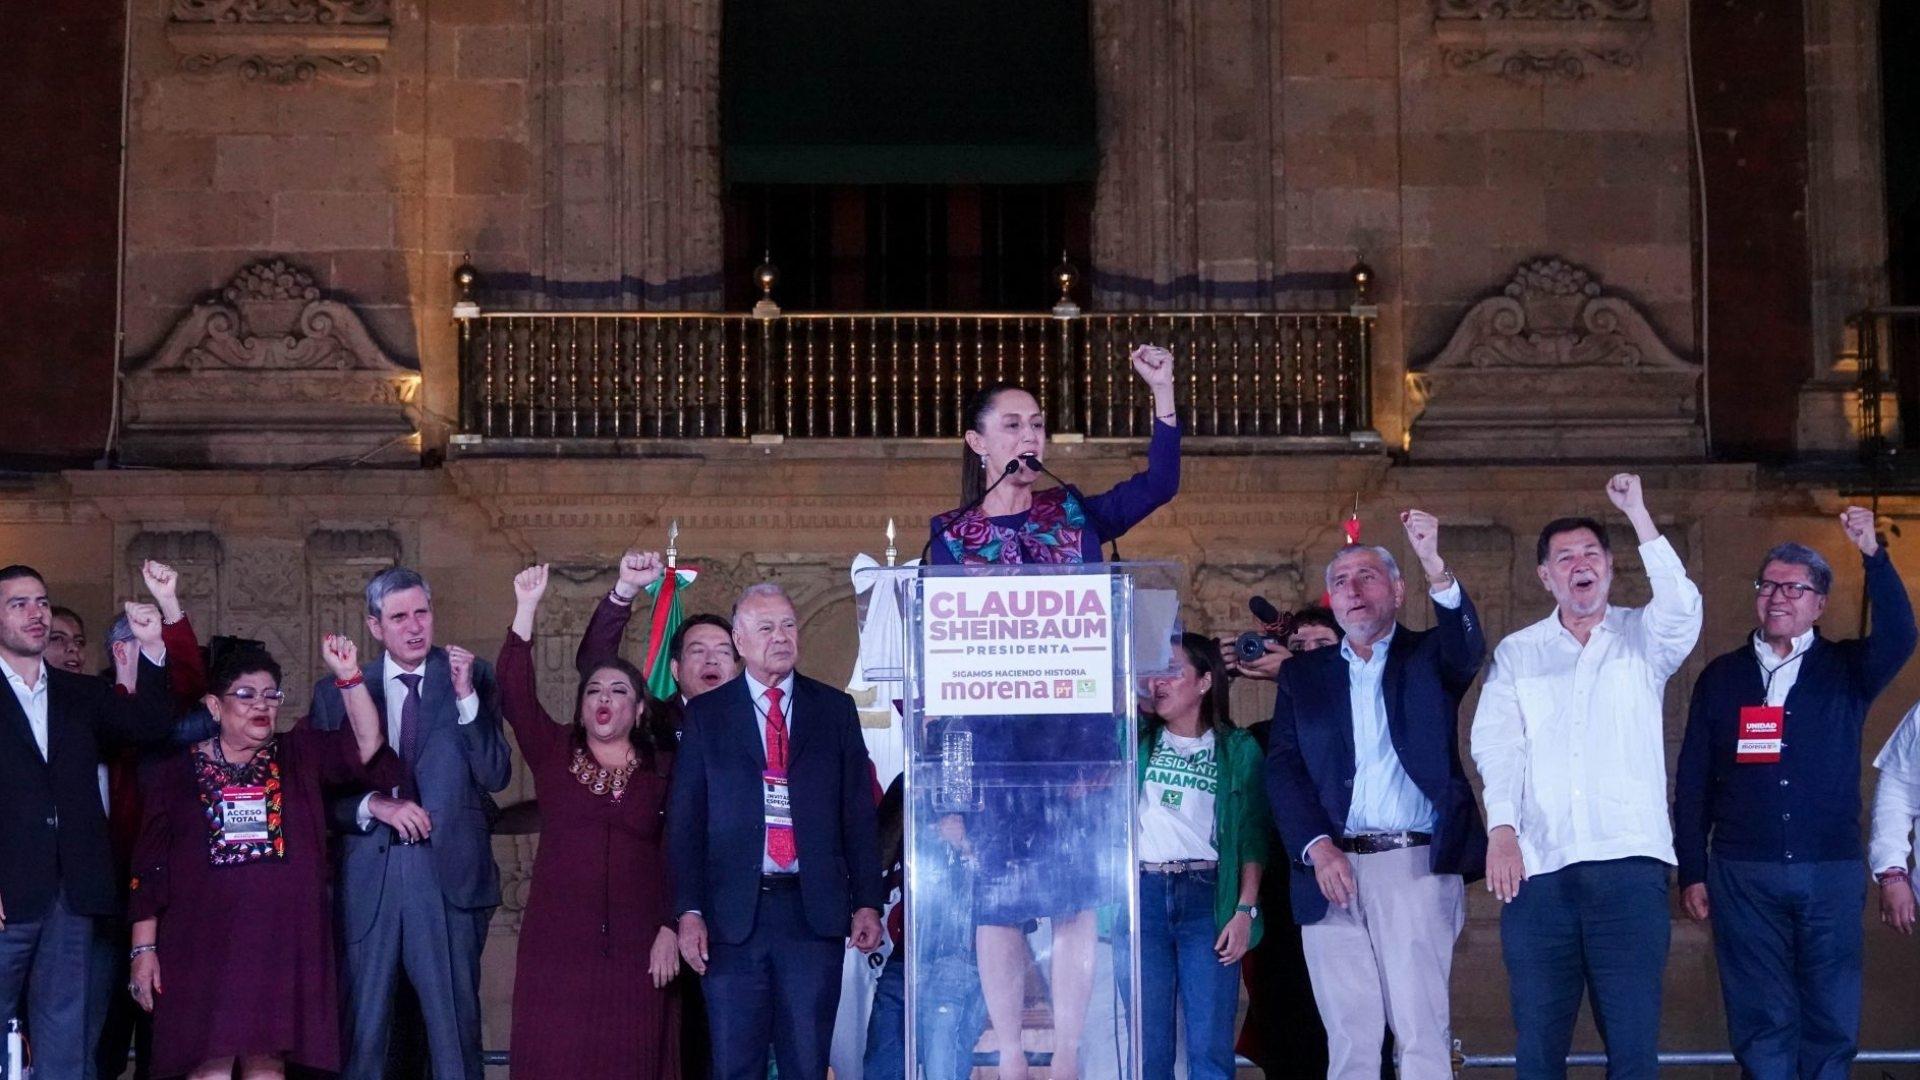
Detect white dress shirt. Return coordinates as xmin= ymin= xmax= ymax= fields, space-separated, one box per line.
xmin=1303 ymin=581 xmax=1463 ymax=860
xmin=1752 ymin=627 xmax=1816 ymax=707
xmin=1470 ymin=535 xmax=1703 ymax=877
xmin=355 ymin=657 xmax=480 ymax=828
xmin=1871 ymin=701 xmax=1920 ymax=875
xmin=745 ymin=669 xmax=800 ymax=874
xmin=4 ymin=659 xmax=50 ymax=759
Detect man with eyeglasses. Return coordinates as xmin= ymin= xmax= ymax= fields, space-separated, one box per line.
xmin=1673 ymin=507 xmax=1914 ymax=1080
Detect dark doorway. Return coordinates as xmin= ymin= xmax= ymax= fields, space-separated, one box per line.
xmin=723 ymin=184 xmax=1091 ymax=312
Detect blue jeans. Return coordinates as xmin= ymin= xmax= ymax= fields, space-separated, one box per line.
xmin=1707 ymin=858 xmax=1865 ymax=1080
xmin=862 ymin=949 xmax=987 ymax=1080
xmin=1500 ymin=857 xmax=1670 ymax=1080
xmin=1128 ymin=868 xmax=1241 ymax=1080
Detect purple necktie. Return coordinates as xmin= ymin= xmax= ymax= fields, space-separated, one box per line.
xmin=397 ymin=672 xmax=423 ymax=801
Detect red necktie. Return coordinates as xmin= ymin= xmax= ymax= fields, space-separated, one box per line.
xmin=764 ymin=687 xmax=796 ymax=869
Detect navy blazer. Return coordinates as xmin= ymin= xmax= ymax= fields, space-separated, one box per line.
xmin=1265 ymin=589 xmax=1489 ymax=925
xmin=306 ymin=647 xmax=512 ymax=940
xmin=668 ymin=672 xmax=885 ymax=944
xmin=0 ymin=659 xmax=173 ymax=921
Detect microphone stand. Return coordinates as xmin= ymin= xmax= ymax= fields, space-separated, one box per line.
xmin=919 ymin=459 xmax=1023 ymax=562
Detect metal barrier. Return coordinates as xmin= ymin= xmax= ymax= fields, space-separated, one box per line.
xmin=1456 ymin=1044 xmax=1920 ymax=1070
xmin=450 ymin=267 xmax=1380 ymax=449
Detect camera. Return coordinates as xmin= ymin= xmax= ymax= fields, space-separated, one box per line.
xmin=1233 ymin=630 xmax=1274 ymax=664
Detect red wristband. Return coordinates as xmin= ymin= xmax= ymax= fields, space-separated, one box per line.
xmin=334 ymin=672 xmax=365 ymax=690
xmin=1879 ymin=868 xmax=1909 ymax=884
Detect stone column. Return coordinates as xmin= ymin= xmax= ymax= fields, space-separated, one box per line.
xmin=1795 ymin=0 xmax=1896 ymax=452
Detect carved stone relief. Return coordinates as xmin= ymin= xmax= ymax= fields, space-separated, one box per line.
xmin=1433 ymin=0 xmax=1652 ymax=81
xmin=1407 ymin=260 xmax=1704 ymax=461
xmin=167 ymin=0 xmax=391 ymax=85
xmin=121 ymin=259 xmax=420 ymax=467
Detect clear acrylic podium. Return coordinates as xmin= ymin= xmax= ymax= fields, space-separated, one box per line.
xmin=856 ymin=562 xmax=1183 ymax=1079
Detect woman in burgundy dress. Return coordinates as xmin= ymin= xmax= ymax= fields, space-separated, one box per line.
xmin=499 ymin=563 xmax=682 ymax=1079
xmin=127 ymin=636 xmax=393 ymax=1079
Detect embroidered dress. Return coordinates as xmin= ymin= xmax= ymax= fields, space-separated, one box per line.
xmin=934 ymin=487 xmax=1090 ymax=566
xmin=923 ymin=423 xmax=1184 ymax=924
xmin=130 ymin=726 xmax=400 ymax=1077
xmin=193 ymin=737 xmax=286 ymax=865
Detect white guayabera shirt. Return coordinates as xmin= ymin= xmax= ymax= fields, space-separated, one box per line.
xmin=1470 ymin=536 xmax=1703 ymax=878
xmin=1871 ymin=702 xmax=1920 ymax=877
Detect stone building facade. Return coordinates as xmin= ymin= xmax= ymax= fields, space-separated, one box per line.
xmin=1 ymin=0 xmax=1915 ymax=1072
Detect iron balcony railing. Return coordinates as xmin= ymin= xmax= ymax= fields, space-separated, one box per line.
xmin=450 ymin=268 xmax=1379 ymax=447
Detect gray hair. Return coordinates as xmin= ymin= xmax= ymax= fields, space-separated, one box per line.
xmin=732 ymin=581 xmax=794 ymax=622
xmin=365 ymin=566 xmax=432 ymax=619
xmin=1324 ymin=545 xmax=1403 ymax=590
xmin=104 ymin=613 xmax=134 ymax=664
xmin=1757 ymin=542 xmax=1833 ymax=595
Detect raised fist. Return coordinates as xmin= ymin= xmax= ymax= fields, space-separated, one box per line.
xmin=321 ymin=634 xmax=360 ymax=681
xmin=615 ymin=551 xmax=663 ymax=600
xmin=513 ymin=564 xmax=550 ymax=606
xmin=1840 ymin=506 xmax=1880 ymax=557
xmin=447 ymin=645 xmax=476 ymax=698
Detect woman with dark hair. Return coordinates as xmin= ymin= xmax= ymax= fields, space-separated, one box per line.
xmin=1132 ymin=631 xmax=1270 ymax=1080
xmin=127 ymin=637 xmax=393 ymax=1079
xmin=497 ymin=563 xmax=681 ymax=1080
xmin=922 ymin=347 xmax=1179 ymax=1078
xmin=929 ymin=346 xmax=1179 ymax=565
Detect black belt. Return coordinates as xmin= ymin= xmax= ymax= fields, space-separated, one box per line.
xmin=759 ymin=874 xmax=801 ymax=891
xmin=1338 ymin=831 xmax=1431 ymax=855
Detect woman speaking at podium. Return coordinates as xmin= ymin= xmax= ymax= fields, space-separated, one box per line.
xmin=923 ymin=346 xmax=1179 ymax=1079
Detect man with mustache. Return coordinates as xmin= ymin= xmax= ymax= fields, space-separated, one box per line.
xmin=1674 ymin=508 xmax=1913 ymax=1079
xmin=308 ymin=566 xmax=511 ymax=1080
xmin=1266 ymin=510 xmax=1487 ymax=1080
xmin=575 ymin=549 xmax=740 ymax=738
xmin=1471 ymin=474 xmax=1703 ymax=1080
xmin=668 ymin=582 xmax=884 ymax=1080
xmin=0 ymin=565 xmax=173 ymax=1078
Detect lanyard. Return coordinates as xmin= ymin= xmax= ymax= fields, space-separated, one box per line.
xmin=1757 ymin=639 xmax=1811 ymax=704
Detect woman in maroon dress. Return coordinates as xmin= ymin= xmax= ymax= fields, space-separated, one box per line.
xmin=126 ymin=635 xmax=393 ymax=1080
xmin=499 ymin=563 xmax=682 ymax=1079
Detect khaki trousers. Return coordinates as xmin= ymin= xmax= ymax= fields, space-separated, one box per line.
xmin=1300 ymin=844 xmax=1465 ymax=1080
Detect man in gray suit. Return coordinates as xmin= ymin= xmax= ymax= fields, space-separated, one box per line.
xmin=307 ymin=567 xmax=511 ymax=1080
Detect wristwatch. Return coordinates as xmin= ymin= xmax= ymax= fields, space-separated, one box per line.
xmin=1235 ymin=903 xmax=1259 ymax=919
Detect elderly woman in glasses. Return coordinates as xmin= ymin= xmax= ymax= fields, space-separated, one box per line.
xmin=127 ymin=637 xmax=397 ymax=1080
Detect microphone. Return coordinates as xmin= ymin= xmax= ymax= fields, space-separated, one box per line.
xmin=920 ymin=459 xmax=1022 ymax=561
xmin=1249 ymin=596 xmax=1288 ymax=637
xmin=1018 ymin=453 xmax=1122 ymax=561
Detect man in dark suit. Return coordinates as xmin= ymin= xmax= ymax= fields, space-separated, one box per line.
xmin=669 ymin=581 xmax=885 ymax=1080
xmin=0 ymin=565 xmax=174 ymax=1077
xmin=306 ymin=566 xmax=510 ymax=1080
xmin=1265 ymin=511 xmax=1487 ymax=1080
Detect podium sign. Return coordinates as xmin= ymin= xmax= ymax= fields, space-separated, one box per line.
xmin=859 ymin=561 xmax=1182 ymax=1080
xmin=919 ymin=573 xmax=1115 ymax=717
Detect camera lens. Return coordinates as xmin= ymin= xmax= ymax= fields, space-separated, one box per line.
xmin=1234 ymin=631 xmax=1267 ymax=663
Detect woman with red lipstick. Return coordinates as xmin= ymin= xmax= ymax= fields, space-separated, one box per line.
xmin=126 ymin=637 xmax=394 ymax=1080
xmin=498 ymin=563 xmax=682 ymax=1080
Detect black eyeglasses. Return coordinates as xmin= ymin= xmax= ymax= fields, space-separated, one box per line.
xmin=224 ymin=688 xmax=288 ymax=708
xmin=1754 ymin=579 xmax=1823 ymax=600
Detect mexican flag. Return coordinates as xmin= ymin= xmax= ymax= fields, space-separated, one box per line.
xmin=640 ymin=566 xmax=699 ymax=700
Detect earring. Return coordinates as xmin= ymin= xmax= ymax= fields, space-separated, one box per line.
xmin=980 ymin=454 xmax=990 ymax=470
